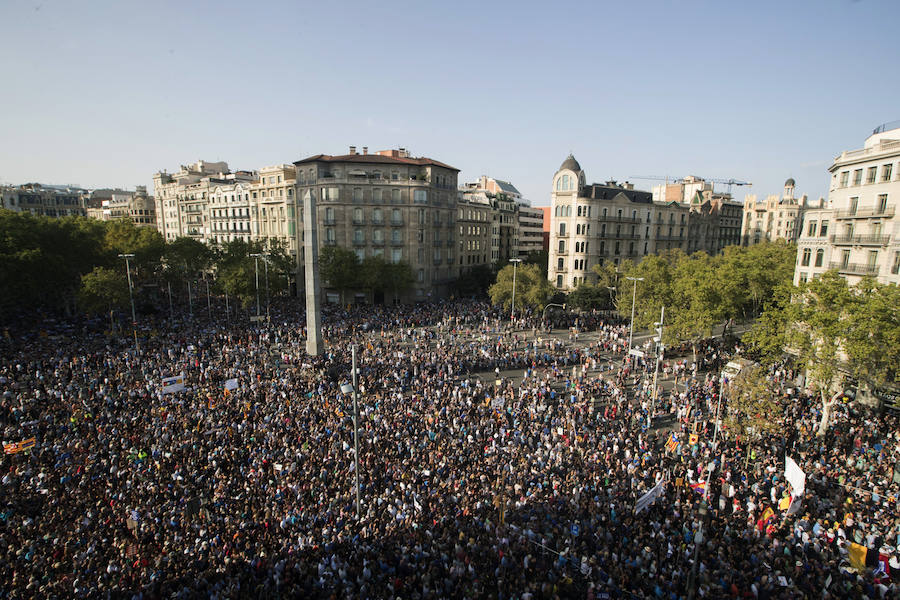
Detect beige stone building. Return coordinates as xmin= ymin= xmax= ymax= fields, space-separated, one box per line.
xmin=794 ymin=121 xmax=900 ymax=285
xmin=456 ymin=195 xmax=492 ymax=273
xmin=293 ymin=147 xmax=459 ymax=301
xmin=460 ymin=175 xmax=544 ymax=262
xmin=86 ymin=186 xmax=156 ymax=226
xmin=548 ymin=155 xmax=746 ymax=290
xmin=741 ymin=179 xmax=821 ymax=246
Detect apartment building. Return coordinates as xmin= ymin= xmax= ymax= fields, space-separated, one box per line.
xmin=86 ymin=186 xmax=156 ymax=226
xmin=456 ymin=195 xmax=492 ymax=273
xmin=548 ymin=155 xmax=744 ymax=290
xmin=794 ymin=121 xmax=900 ymax=285
xmin=741 ymin=179 xmax=823 ymax=246
xmin=293 ymin=147 xmax=459 ymax=300
xmin=0 ymin=183 xmax=87 ymax=217
xmin=460 ymin=175 xmax=545 ymax=262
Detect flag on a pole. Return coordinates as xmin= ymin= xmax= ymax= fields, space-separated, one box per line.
xmin=785 ymin=456 xmax=806 ymax=496
xmin=665 ymin=433 xmax=678 ymax=453
xmin=689 ymin=481 xmax=706 ymax=494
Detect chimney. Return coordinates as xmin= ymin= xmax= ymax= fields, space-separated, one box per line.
xmin=362 ymin=146 xmax=368 ymax=155
xmin=349 ymin=145 xmax=356 ymax=155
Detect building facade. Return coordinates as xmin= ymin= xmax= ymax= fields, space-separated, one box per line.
xmin=741 ymin=179 xmax=821 ymax=246
xmin=456 ymin=195 xmax=492 ymax=274
xmin=293 ymin=147 xmax=460 ymax=301
xmin=794 ymin=122 xmax=900 ymax=285
xmin=460 ymin=176 xmax=544 ymax=264
xmin=86 ymin=186 xmax=156 ymax=226
xmin=0 ymin=183 xmax=87 ymax=217
xmin=548 ymin=155 xmax=745 ymax=290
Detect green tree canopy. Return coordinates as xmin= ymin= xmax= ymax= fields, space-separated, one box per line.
xmin=489 ymin=263 xmax=554 ymax=313
xmin=319 ymin=246 xmax=360 ymax=305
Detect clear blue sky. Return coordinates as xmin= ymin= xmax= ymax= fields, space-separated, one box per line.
xmin=3 ymin=0 xmax=899 ymax=205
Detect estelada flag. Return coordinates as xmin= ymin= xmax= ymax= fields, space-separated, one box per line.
xmin=665 ymin=433 xmax=678 ymax=453
xmin=17 ymin=437 xmax=35 ymax=451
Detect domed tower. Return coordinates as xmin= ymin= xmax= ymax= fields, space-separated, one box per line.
xmin=549 ymin=154 xmax=587 ymax=291
xmin=783 ymin=177 xmax=795 ymax=199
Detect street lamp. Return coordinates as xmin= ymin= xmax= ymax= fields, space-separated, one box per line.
xmin=118 ymin=253 xmax=138 ymax=351
xmin=509 ymin=258 xmax=522 ymax=322
xmin=249 ymin=253 xmax=262 ymax=320
xmin=625 ymin=276 xmax=644 ymax=354
xmin=339 ymin=345 xmax=362 ymax=518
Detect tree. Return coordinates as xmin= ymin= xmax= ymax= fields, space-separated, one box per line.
xmin=743 ymin=281 xmax=794 ymax=365
xmin=592 ymin=261 xmax=622 ymax=311
xmin=103 ymin=219 xmax=165 ymax=276
xmin=78 ymin=266 xmax=130 ymax=325
xmin=213 ymin=239 xmax=258 ymax=309
xmin=385 ymin=261 xmax=415 ymax=304
xmin=566 ymin=283 xmax=611 ymax=311
xmin=667 ymin=252 xmax=724 ymax=362
xmin=453 ymin=265 xmax=495 ymax=298
xmin=523 ymin=249 xmax=549 ymax=279
xmin=319 ymin=246 xmax=360 ymax=305
xmin=843 ymin=277 xmax=900 ymax=390
xmin=488 ymin=263 xmax=554 ymax=312
xmin=723 ymin=364 xmax=781 ymax=465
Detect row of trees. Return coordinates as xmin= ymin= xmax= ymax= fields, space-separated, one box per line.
xmin=317 ymin=246 xmax=414 ymax=305
xmin=0 ymin=210 xmax=295 ymax=322
xmin=488 ymin=242 xmax=795 ymax=348
xmin=745 ymin=271 xmax=900 ymax=406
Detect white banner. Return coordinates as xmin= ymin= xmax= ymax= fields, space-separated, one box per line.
xmin=785 ymin=456 xmax=806 ymax=496
xmin=634 ymin=478 xmax=665 ymax=514
xmin=224 ymin=378 xmax=239 ymax=391
xmin=161 ymin=374 xmax=186 ymax=395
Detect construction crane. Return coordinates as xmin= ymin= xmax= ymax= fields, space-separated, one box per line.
xmin=630 ymin=175 xmax=752 ymax=194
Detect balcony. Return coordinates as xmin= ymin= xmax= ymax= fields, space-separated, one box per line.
xmin=390 ymin=219 xmax=404 ymax=226
xmin=324 ymin=239 xmax=337 ymax=246
xmin=834 ymin=206 xmax=895 ymax=219
xmin=372 ymin=239 xmax=385 ymax=247
xmin=828 ymin=262 xmax=879 ymax=275
xmin=390 ymin=239 xmax=404 ymax=247
xmin=433 ymin=258 xmax=442 ymax=265
xmin=371 ymin=219 xmax=384 ymax=226
xmin=830 ymin=234 xmax=891 ymax=246
xmin=352 ymin=238 xmax=365 ymax=246
xmin=613 ymin=232 xmax=641 ymax=240
xmin=352 ymin=218 xmax=366 ymax=225
xmin=324 ymin=218 xmax=336 ymax=226
xmin=597 ymin=215 xmax=640 ymax=224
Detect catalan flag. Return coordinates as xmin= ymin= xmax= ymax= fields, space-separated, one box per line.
xmin=665 ymin=433 xmax=679 ymax=453
xmin=17 ymin=437 xmax=35 ymax=451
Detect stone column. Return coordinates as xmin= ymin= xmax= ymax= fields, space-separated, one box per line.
xmin=303 ymin=189 xmax=323 ymax=355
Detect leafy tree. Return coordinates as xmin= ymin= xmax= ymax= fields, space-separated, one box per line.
xmin=743 ymin=282 xmax=794 ymax=364
xmin=386 ymin=261 xmax=415 ymax=304
xmin=723 ymin=364 xmax=781 ymax=465
xmin=213 ymin=239 xmax=258 ymax=309
xmin=523 ymin=249 xmax=549 ymax=279
xmin=453 ymin=264 xmax=495 ymax=298
xmin=165 ymin=237 xmax=213 ymax=274
xmin=319 ymin=246 xmax=360 ymax=305
xmin=78 ymin=266 xmax=130 ymax=325
xmin=103 ymin=219 xmax=165 ymax=276
xmin=591 ymin=261 xmax=622 ymax=310
xmin=566 ymin=283 xmax=611 ymax=311
xmin=668 ymin=252 xmax=724 ymax=361
xmin=489 ymin=263 xmax=554 ymax=312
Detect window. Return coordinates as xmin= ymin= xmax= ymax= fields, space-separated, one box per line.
xmin=558 ymin=240 xmax=565 ymax=253
xmin=391 ymin=248 xmax=402 ymax=264
xmin=883 ymin=164 xmax=894 ymax=182
xmin=814 ymin=249 xmax=824 ymax=267
xmin=354 ymin=207 xmax=363 ymax=223
xmin=559 ymin=222 xmax=566 ymax=236
xmin=819 ymin=220 xmax=828 ymax=237
xmin=391 ymin=171 xmax=399 ymax=181
xmin=325 ymin=228 xmax=335 ymax=242
xmin=557 ymin=258 xmax=564 ymax=270
xmin=850 ymin=197 xmax=858 ymax=214
xmin=322 ymin=187 xmax=339 ymax=201
xmin=392 ymin=189 xmax=401 ymax=203
xmin=373 ymin=208 xmax=383 ymax=224
xmin=354 ymin=249 xmax=365 ymax=261
xmin=394 ymin=208 xmax=404 ymax=225
xmin=799 ymin=272 xmax=808 ymax=283
xmin=414 ymin=190 xmax=427 ymax=204
xmin=853 ymin=169 xmax=863 ymax=186
xmin=417 ymin=269 xmax=424 ymax=282
xmin=807 ymin=220 xmax=817 ymax=237
xmin=353 ymin=229 xmax=364 ymax=243
xmin=840 ymin=249 xmax=850 ymax=268
xmin=801 ymin=248 xmax=811 ymax=266
xmin=391 ymin=229 xmax=402 ymax=243
xmin=556 ymin=275 xmax=563 ymax=287
xmin=867 ymin=250 xmax=878 ymax=268
xmin=878 ymin=194 xmax=888 ymax=214
xmin=866 ymin=167 xmax=877 ymax=184
xmin=373 ymin=188 xmax=382 ymax=203
xmin=325 ymin=207 xmax=334 ymax=223
xmin=892 ymin=251 xmax=900 ymax=275
xmin=373 ymin=229 xmax=384 ymax=243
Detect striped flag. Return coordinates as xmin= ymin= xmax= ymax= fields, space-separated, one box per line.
xmin=665 ymin=433 xmax=678 ymax=453
xmin=689 ymin=481 xmax=706 ymax=494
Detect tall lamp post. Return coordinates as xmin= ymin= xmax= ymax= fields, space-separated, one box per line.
xmin=118 ymin=253 xmax=138 ymax=351
xmin=626 ymin=276 xmax=644 ymax=354
xmin=249 ymin=253 xmax=262 ymax=321
xmin=340 ymin=345 xmax=362 ymax=518
xmin=509 ymin=258 xmax=522 ymax=323
xmin=263 ymin=254 xmax=270 ymax=322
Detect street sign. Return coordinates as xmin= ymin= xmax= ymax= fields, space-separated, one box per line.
xmin=629 ymin=349 xmax=645 ymax=358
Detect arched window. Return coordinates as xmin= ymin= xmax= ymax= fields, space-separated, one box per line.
xmin=557 ymin=258 xmax=564 ymax=270
xmin=566 ymin=206 xmax=572 ymax=217
xmin=815 ymin=249 xmax=824 ymax=267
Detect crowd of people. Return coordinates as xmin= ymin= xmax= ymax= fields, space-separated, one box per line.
xmin=1 ymin=299 xmax=899 ymax=599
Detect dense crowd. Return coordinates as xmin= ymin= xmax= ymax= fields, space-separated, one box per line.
xmin=1 ymin=300 xmax=899 ymax=599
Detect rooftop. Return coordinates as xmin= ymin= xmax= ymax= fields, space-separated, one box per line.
xmin=294 ymin=152 xmax=458 ymax=172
